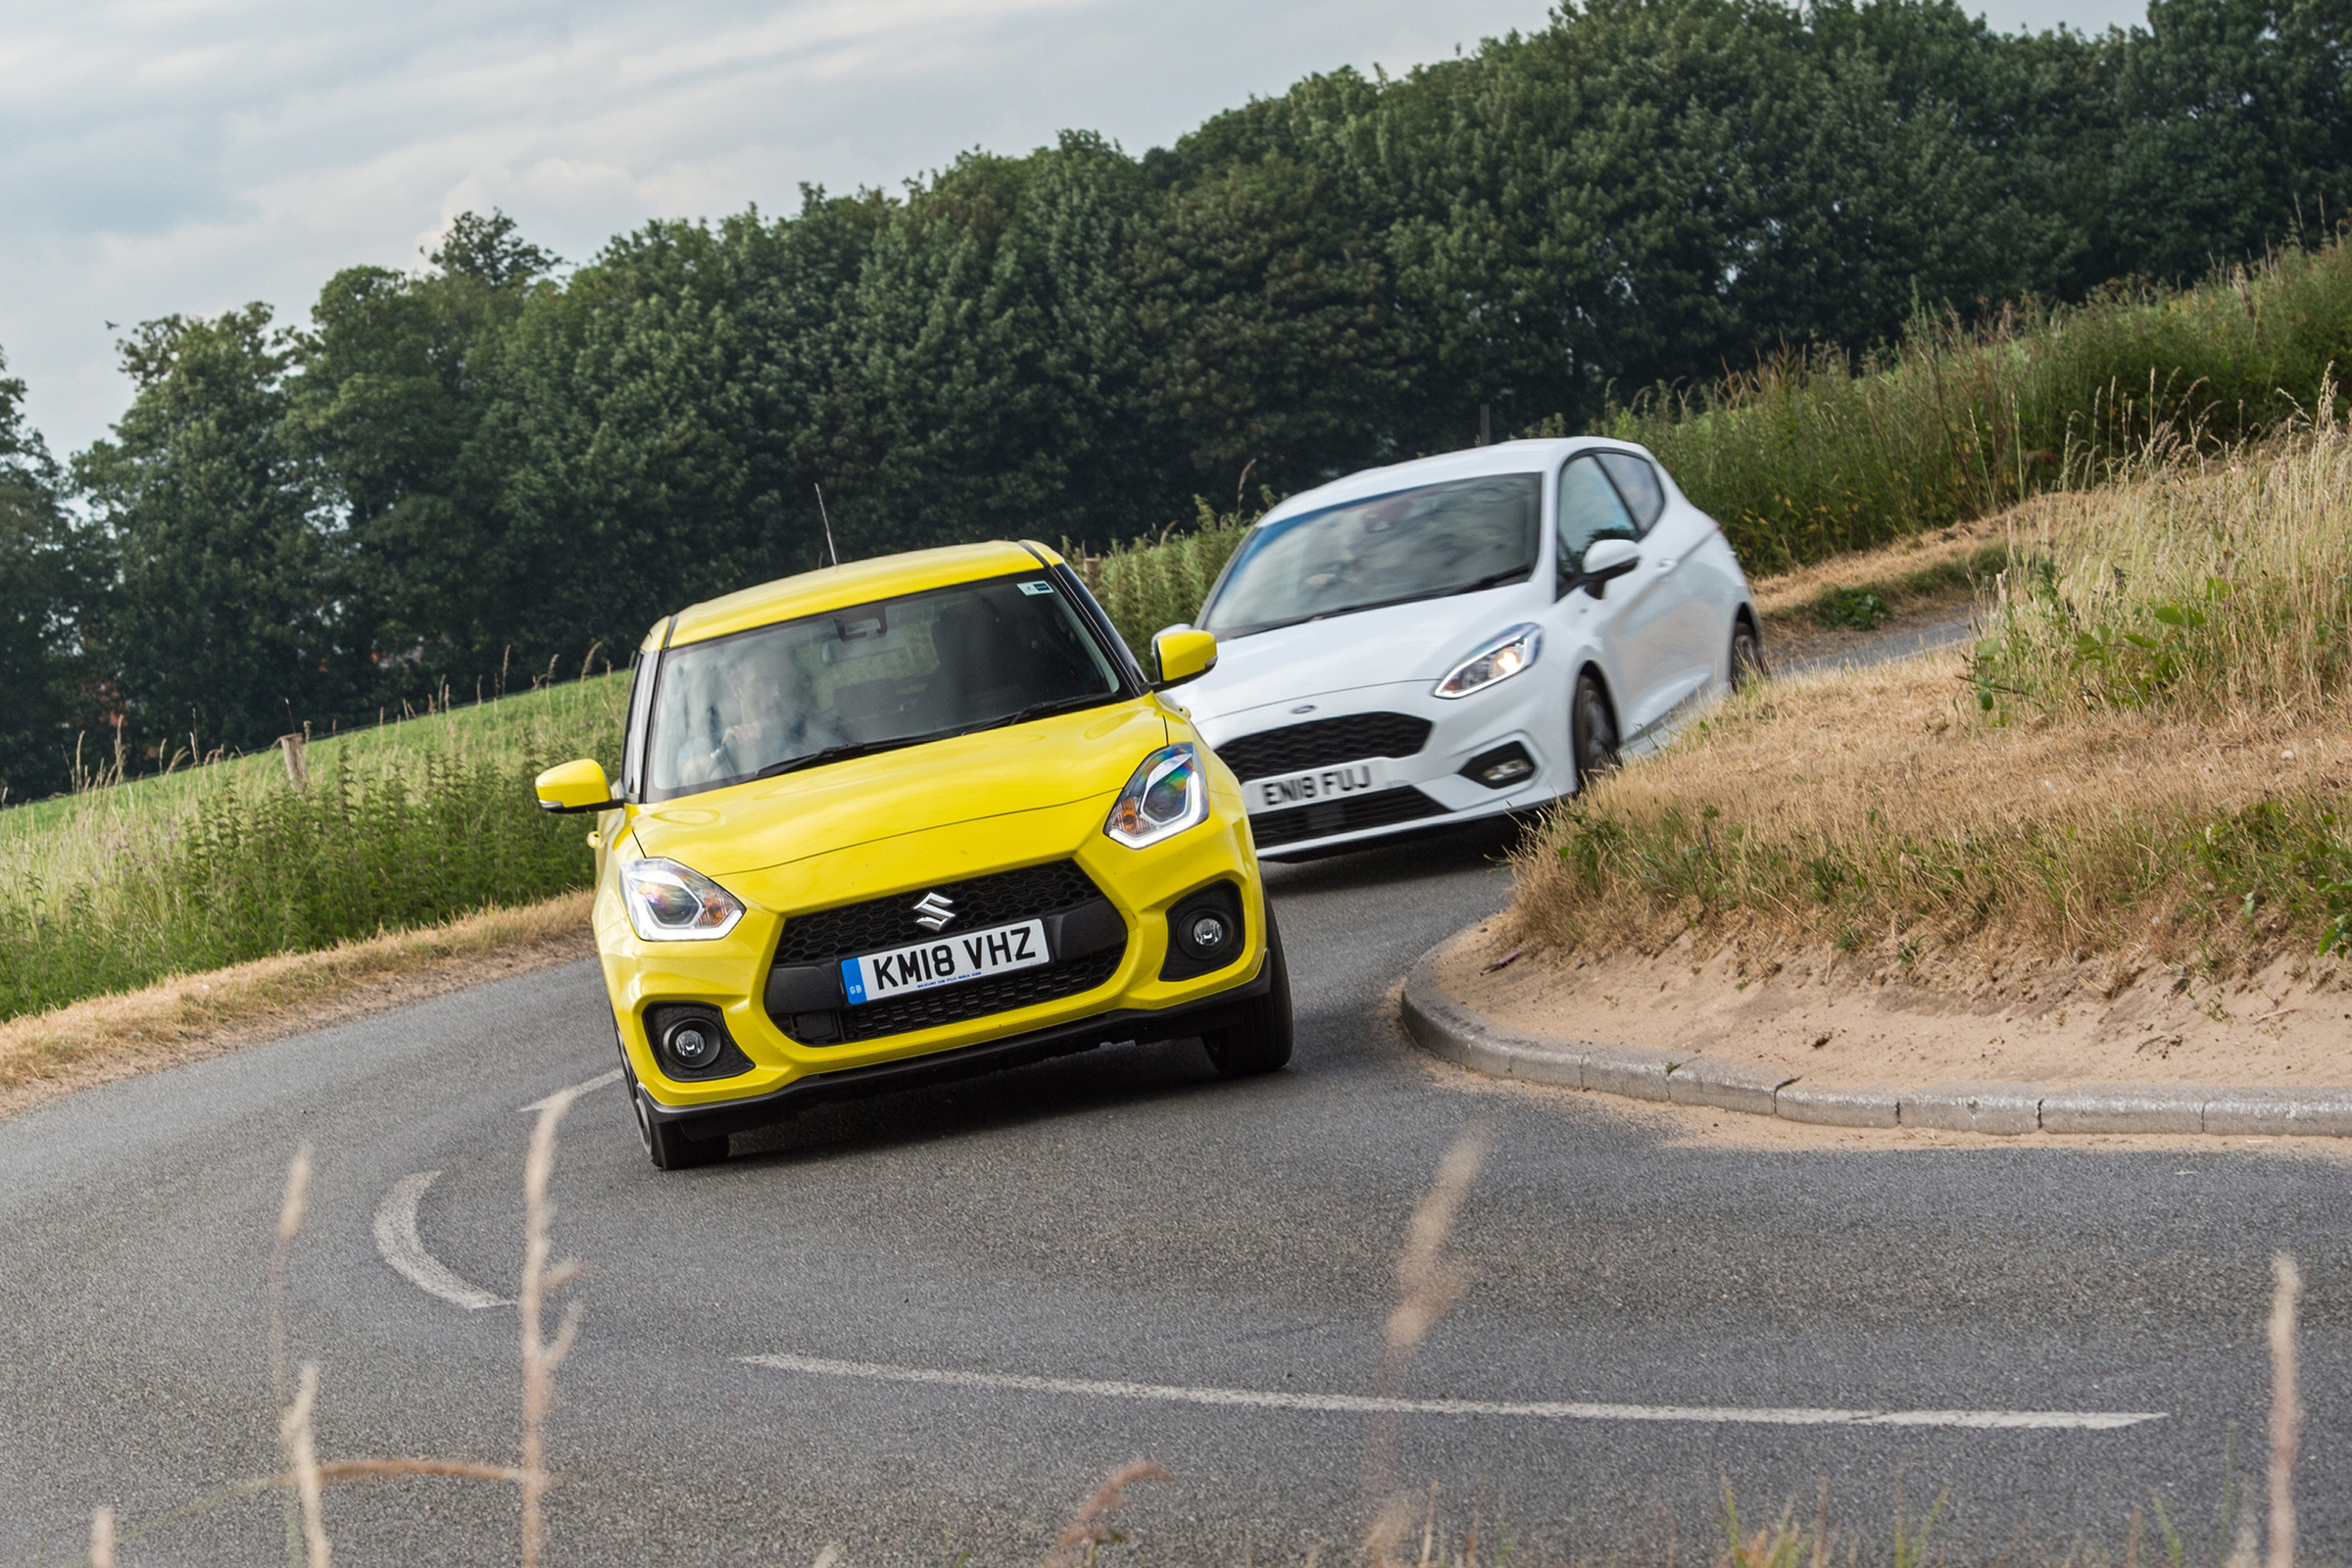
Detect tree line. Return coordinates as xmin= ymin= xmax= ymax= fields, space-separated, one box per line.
xmin=4 ymin=0 xmax=2348 ymax=798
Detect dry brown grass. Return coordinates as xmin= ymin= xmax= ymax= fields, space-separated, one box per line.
xmin=1515 ymin=650 xmax=2352 ymax=972
xmin=0 ymin=890 xmax=593 ymax=1121
xmin=1512 ymin=427 xmax=2352 ymax=975
xmin=1746 ymin=506 xmax=2040 ymax=627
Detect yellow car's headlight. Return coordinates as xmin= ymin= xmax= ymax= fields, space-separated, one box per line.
xmin=1103 ymin=743 xmax=1206 ymax=849
xmin=620 ymin=858 xmax=746 ymax=941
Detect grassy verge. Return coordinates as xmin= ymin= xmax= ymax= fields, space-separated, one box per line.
xmin=1597 ymin=235 xmax=2352 ymax=574
xmin=1511 ymin=427 xmax=2352 ymax=975
xmin=0 ymin=674 xmax=624 ymax=1022
xmin=1749 ymin=512 xmax=2021 ymax=638
xmin=0 ymin=891 xmax=592 ymax=1119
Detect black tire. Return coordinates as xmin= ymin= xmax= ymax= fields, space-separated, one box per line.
xmin=613 ymin=1014 xmax=727 ymax=1171
xmin=1201 ymin=907 xmax=1294 ymax=1078
xmin=1729 ymin=615 xmax=1766 ymax=691
xmin=633 ymin=1081 xmax=727 ymax=1170
xmin=1572 ymin=668 xmax=1621 ymax=789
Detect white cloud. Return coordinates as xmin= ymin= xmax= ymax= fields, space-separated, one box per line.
xmin=0 ymin=0 xmax=2148 ymax=458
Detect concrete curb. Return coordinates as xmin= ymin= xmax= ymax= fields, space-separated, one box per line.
xmin=1400 ymin=936 xmax=2351 ymax=1139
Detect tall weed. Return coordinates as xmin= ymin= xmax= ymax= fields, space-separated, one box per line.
xmin=1602 ymin=237 xmax=2352 ymax=573
xmin=1970 ymin=412 xmax=2352 ymax=724
xmin=1066 ymin=494 xmax=1258 ymax=652
xmin=0 ymin=679 xmax=624 ymax=1020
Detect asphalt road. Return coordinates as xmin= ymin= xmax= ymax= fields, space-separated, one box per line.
xmin=3 ymin=822 xmax=2348 ymax=1565
xmin=1778 ymin=610 xmax=1980 ymax=681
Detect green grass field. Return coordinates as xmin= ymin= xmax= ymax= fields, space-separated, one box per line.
xmin=0 ymin=674 xmax=627 ymax=1021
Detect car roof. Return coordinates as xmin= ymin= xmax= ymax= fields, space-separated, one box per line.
xmin=651 ymin=540 xmax=1062 ymax=650
xmin=1254 ymin=437 xmax=1645 ymax=529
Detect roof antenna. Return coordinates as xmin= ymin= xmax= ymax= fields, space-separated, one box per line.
xmin=813 ymin=482 xmax=840 ymax=567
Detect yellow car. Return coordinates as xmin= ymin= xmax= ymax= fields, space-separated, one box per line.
xmin=534 ymin=541 xmax=1292 ymax=1169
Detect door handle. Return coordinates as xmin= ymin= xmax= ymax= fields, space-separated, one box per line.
xmin=1655 ymin=558 xmax=1676 ymax=570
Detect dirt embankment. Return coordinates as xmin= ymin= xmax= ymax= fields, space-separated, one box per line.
xmin=1444 ymin=916 xmax=2352 ymax=1090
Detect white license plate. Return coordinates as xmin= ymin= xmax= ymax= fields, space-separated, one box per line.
xmin=1245 ymin=758 xmax=1388 ymax=815
xmin=839 ymin=918 xmax=1051 ymax=1004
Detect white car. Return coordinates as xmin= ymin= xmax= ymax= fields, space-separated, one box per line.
xmin=1173 ymin=438 xmax=1759 ymax=860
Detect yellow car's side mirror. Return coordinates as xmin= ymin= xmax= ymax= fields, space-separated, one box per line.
xmin=1152 ymin=627 xmax=1217 ymax=689
xmin=535 ymin=759 xmax=621 ymax=814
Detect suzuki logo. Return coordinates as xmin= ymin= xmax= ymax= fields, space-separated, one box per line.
xmin=911 ymin=892 xmax=956 ymax=931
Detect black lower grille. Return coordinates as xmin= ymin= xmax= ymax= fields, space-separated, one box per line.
xmin=836 ymin=947 xmax=1125 ymax=1042
xmin=1214 ymin=711 xmax=1432 ymax=783
xmin=769 ymin=858 xmax=1127 ymax=1046
xmin=1250 ymin=785 xmax=1448 ymax=849
xmin=773 ymin=859 xmax=1102 ymax=964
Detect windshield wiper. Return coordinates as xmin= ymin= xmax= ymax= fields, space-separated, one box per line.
xmin=957 ymin=692 xmax=1119 ymax=736
xmin=1216 ymin=566 xmax=1536 ymax=640
xmin=1450 ymin=565 xmax=1536 ymax=594
xmin=750 ymin=695 xmax=1118 ymax=780
xmin=753 ymin=735 xmax=925 ymax=780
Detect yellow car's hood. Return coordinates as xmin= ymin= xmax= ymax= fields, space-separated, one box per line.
xmin=625 ymin=701 xmax=1172 ymax=879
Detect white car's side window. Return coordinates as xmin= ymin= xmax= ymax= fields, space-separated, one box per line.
xmin=1556 ymin=456 xmax=1640 ymax=581
xmin=1596 ymin=452 xmax=1665 ymax=533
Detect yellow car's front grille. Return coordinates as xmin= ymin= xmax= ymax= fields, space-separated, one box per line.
xmin=766 ymin=858 xmax=1128 ymax=1045
xmin=830 ymin=945 xmax=1125 ymax=1043
xmin=771 ymin=858 xmax=1103 ymax=963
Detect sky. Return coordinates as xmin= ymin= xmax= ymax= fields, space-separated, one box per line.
xmin=0 ymin=0 xmax=2149 ymax=462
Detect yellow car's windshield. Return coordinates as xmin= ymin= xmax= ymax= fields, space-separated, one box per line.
xmin=645 ymin=571 xmax=1124 ymax=801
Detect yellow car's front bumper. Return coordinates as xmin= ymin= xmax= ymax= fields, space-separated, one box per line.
xmin=595 ymin=787 xmax=1267 ymax=1140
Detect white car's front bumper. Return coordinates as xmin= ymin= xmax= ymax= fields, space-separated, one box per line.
xmin=1191 ymin=675 xmax=1568 ymax=860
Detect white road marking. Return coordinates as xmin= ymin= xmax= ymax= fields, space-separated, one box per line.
xmin=520 ymin=1067 xmax=623 ymax=1112
xmin=742 ymin=1353 xmax=2166 ymax=1431
xmin=371 ymin=1172 xmax=512 ymax=1310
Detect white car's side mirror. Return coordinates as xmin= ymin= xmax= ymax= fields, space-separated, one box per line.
xmin=1576 ymin=536 xmax=1642 ymax=599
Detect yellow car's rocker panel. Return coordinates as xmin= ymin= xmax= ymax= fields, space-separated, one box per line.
xmin=537 ymin=540 xmax=1290 ymax=1169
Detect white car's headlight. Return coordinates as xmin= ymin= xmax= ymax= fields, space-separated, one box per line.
xmin=1103 ymin=744 xmax=1207 ymax=849
xmin=619 ymin=857 xmax=746 ymax=942
xmin=1434 ymin=623 xmax=1543 ymax=699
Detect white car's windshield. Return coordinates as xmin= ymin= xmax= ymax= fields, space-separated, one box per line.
xmin=1201 ymin=474 xmax=1541 ymax=637
xmin=645 ymin=572 xmax=1122 ymax=801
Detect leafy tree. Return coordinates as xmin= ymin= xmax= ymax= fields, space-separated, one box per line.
xmin=481 ymin=193 xmax=878 ymax=671
xmin=1136 ymin=145 xmax=1415 ymax=490
xmin=286 ymin=210 xmax=558 ymax=703
xmin=19 ymin=0 xmax=2352 ymax=799
xmin=2099 ymin=0 xmax=2352 ymax=282
xmin=813 ymin=135 xmax=1168 ymax=554
xmin=75 ymin=307 xmax=343 ymax=760
xmin=0 ymin=348 xmax=98 ymax=799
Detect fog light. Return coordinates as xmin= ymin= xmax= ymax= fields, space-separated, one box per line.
xmin=1460 ymin=742 xmax=1537 ymax=790
xmin=1161 ymin=882 xmax=1248 ymax=980
xmin=645 ymin=1003 xmax=743 ymax=1079
xmin=665 ymin=1020 xmax=722 ymax=1069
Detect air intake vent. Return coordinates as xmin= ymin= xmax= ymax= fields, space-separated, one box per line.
xmin=1213 ymin=712 xmax=1433 ymax=783
xmin=1250 ymin=786 xmax=1447 ymax=849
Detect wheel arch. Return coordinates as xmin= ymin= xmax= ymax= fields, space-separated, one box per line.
xmin=1573 ymin=658 xmax=1620 ymax=730
xmin=1729 ymin=601 xmax=1765 ymax=688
